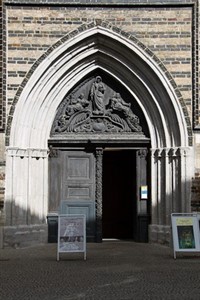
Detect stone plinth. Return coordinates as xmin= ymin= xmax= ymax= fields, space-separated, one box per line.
xmin=0 ymin=211 xmax=5 ymax=248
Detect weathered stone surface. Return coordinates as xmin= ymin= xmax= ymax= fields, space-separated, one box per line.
xmin=3 ymin=224 xmax=48 ymax=248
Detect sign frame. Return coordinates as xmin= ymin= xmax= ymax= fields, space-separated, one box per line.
xmin=140 ymin=185 xmax=148 ymax=200
xmin=57 ymin=214 xmax=86 ymax=261
xmin=171 ymin=213 xmax=200 ymax=259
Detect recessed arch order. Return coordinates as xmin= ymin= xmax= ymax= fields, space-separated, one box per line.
xmin=8 ymin=21 xmax=191 ymax=150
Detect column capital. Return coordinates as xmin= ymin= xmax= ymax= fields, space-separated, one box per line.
xmin=6 ymin=147 xmax=48 ymax=159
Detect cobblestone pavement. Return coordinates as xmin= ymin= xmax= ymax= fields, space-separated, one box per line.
xmin=0 ymin=241 xmax=200 ymax=300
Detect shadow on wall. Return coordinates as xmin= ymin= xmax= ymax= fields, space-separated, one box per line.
xmin=3 ymin=201 xmax=48 ymax=248
xmin=149 ymin=173 xmax=195 ymax=247
xmin=191 ymin=175 xmax=200 ymax=212
xmin=3 ymin=200 xmax=96 ymax=248
xmin=2 ymin=173 xmax=197 ymax=249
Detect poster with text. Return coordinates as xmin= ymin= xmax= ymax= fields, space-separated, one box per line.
xmin=57 ymin=214 xmax=86 ymax=260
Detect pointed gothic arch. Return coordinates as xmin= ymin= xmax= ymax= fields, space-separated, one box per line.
xmin=5 ymin=21 xmax=194 ymax=244
xmin=7 ymin=21 xmax=191 ymax=149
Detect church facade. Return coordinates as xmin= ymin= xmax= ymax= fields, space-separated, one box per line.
xmin=0 ymin=0 xmax=199 ymax=247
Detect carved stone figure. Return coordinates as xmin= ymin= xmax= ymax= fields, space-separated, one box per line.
xmin=90 ymin=76 xmax=106 ymax=115
xmin=110 ymin=92 xmax=131 ymax=115
xmin=53 ymin=114 xmax=68 ymax=133
xmin=109 ymin=92 xmax=142 ymax=132
xmin=51 ymin=76 xmax=143 ymax=135
xmin=66 ymin=93 xmax=89 ymax=116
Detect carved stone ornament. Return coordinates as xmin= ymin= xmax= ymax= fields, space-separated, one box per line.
xmin=48 ymin=145 xmax=58 ymax=158
xmin=51 ymin=76 xmax=143 ymax=135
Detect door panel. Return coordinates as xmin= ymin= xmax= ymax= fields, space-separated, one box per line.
xmin=62 ymin=152 xmax=95 ymax=201
xmin=60 ymin=201 xmax=95 ymax=238
xmin=67 ymin=186 xmax=91 ymax=198
xmin=60 ymin=151 xmax=96 ymax=241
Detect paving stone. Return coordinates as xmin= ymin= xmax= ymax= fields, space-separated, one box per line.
xmin=0 ymin=241 xmax=200 ymax=300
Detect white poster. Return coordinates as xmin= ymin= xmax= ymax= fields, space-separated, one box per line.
xmin=57 ymin=214 xmax=86 ymax=261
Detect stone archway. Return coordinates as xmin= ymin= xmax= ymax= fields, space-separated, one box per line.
xmin=5 ymin=21 xmax=194 ymax=245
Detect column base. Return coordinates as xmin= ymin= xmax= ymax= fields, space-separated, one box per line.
xmin=149 ymin=224 xmax=171 ymax=246
xmin=3 ymin=224 xmax=48 ymax=248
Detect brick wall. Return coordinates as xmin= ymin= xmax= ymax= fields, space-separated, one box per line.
xmin=7 ymin=5 xmax=193 ymax=117
xmin=191 ymin=173 xmax=200 ymax=212
xmin=0 ymin=0 xmax=6 ymax=130
xmin=0 ymin=0 xmax=6 ymax=212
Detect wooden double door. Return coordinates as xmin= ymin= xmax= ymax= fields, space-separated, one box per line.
xmin=49 ymin=147 xmax=150 ymax=242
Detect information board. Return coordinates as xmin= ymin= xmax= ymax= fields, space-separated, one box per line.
xmin=57 ymin=214 xmax=86 ymax=261
xmin=140 ymin=185 xmax=148 ymax=199
xmin=171 ymin=213 xmax=200 ymax=259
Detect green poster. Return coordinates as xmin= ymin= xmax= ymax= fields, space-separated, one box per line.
xmin=177 ymin=225 xmax=195 ymax=249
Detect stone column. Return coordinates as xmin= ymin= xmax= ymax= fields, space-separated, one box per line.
xmin=150 ymin=149 xmax=158 ymax=225
xmin=95 ymin=148 xmax=103 ymax=242
xmin=5 ymin=148 xmax=49 ymax=226
xmin=149 ymin=146 xmax=194 ymax=244
xmin=0 ymin=211 xmax=5 ymax=248
xmin=163 ymin=148 xmax=171 ymax=225
xmin=176 ymin=147 xmax=194 ymax=213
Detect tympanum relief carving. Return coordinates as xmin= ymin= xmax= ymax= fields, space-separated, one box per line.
xmin=51 ymin=76 xmax=143 ymax=135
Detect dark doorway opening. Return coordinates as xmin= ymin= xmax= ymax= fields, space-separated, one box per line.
xmin=102 ymin=150 xmax=136 ymax=240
